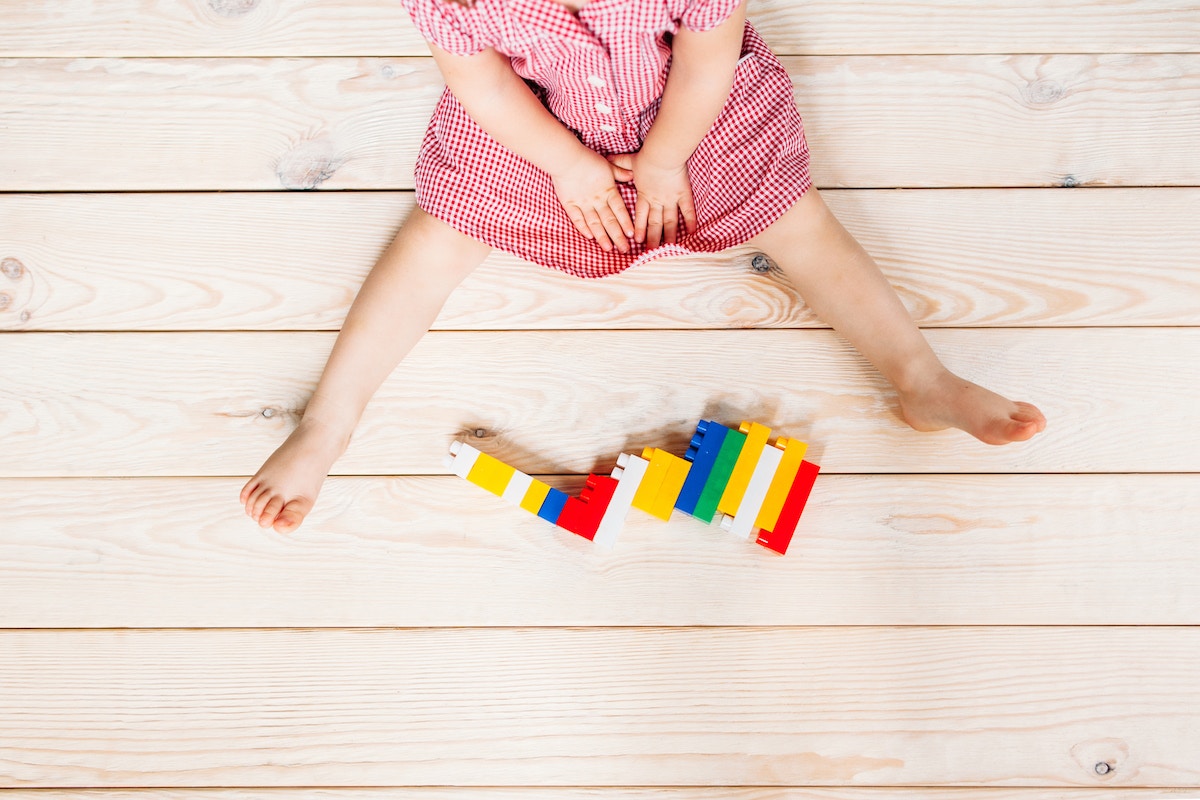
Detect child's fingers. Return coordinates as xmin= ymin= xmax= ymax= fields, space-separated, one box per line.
xmin=583 ymin=208 xmax=616 ymax=252
xmin=679 ymin=194 xmax=698 ymax=235
xmin=595 ymin=203 xmax=630 ymax=253
xmin=646 ymin=204 xmax=664 ymax=249
xmin=634 ymin=196 xmax=649 ymax=243
xmin=607 ymin=193 xmax=635 ymax=240
xmin=564 ymin=203 xmax=594 ymax=241
xmin=663 ymin=207 xmax=678 ymax=245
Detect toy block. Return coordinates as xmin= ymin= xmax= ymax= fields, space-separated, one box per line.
xmin=593 ymin=452 xmax=649 ymax=550
xmin=501 ymin=470 xmax=535 ymax=506
xmin=537 ymin=487 xmax=570 ymax=525
xmin=719 ymin=438 xmax=784 ymax=540
xmin=675 ymin=420 xmax=728 ymax=515
xmin=691 ymin=426 xmax=747 ymax=523
xmin=754 ymin=436 xmax=808 ymax=532
xmin=757 ymin=459 xmax=820 ymax=555
xmin=717 ymin=421 xmax=771 ymax=517
xmin=631 ymin=447 xmax=673 ymax=515
xmin=648 ymin=452 xmax=692 ymax=521
xmin=556 ymin=473 xmax=620 ymax=541
xmin=444 ymin=440 xmax=481 ymax=479
xmin=520 ymin=480 xmax=552 ymax=514
xmin=466 ymin=451 xmax=517 ymax=497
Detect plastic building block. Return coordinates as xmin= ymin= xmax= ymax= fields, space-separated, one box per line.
xmin=717 ymin=421 xmax=771 ymax=517
xmin=631 ymin=447 xmax=673 ymax=515
xmin=444 ymin=440 xmax=482 ymax=479
xmin=467 ymin=451 xmax=517 ymax=497
xmin=502 ymin=471 xmax=535 ymax=506
xmin=757 ymin=459 xmax=820 ymax=555
xmin=754 ymin=436 xmax=807 ymax=532
xmin=720 ymin=438 xmax=784 ymax=540
xmin=537 ymin=487 xmax=569 ymax=524
xmin=446 ymin=419 xmax=820 ymax=555
xmin=649 ymin=452 xmax=692 ymax=521
xmin=520 ymin=480 xmax=552 ymax=514
xmin=691 ymin=427 xmax=747 ymax=523
xmin=556 ymin=473 xmax=620 ymax=541
xmin=593 ymin=452 xmax=649 ymax=550
xmin=675 ymin=420 xmax=728 ymax=515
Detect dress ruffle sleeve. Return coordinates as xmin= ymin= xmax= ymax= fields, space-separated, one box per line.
xmin=401 ymin=0 xmax=486 ymax=55
xmin=678 ymin=0 xmax=744 ymax=31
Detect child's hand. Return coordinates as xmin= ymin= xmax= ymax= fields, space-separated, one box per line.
xmin=549 ymin=151 xmax=635 ymax=253
xmin=607 ymin=152 xmax=698 ymax=248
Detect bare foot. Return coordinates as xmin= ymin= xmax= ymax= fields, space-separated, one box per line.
xmin=898 ymin=368 xmax=1046 ymax=445
xmin=239 ymin=417 xmax=352 ymax=533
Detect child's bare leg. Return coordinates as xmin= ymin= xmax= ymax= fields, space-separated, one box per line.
xmin=240 ymin=207 xmax=491 ymax=532
xmin=747 ymin=190 xmax=1046 ymax=444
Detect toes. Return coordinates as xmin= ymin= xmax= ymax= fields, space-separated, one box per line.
xmin=239 ymin=479 xmax=259 ymax=506
xmin=250 ymin=486 xmax=276 ymax=520
xmin=273 ymin=498 xmax=313 ymax=534
xmin=245 ymin=482 xmax=268 ymax=512
xmin=258 ymin=495 xmax=285 ymax=528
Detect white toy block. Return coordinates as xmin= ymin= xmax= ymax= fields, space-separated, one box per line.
xmin=593 ymin=452 xmax=649 ymax=551
xmin=445 ymin=440 xmax=482 ymax=478
xmin=724 ymin=441 xmax=783 ymax=540
xmin=501 ymin=470 xmax=535 ymax=506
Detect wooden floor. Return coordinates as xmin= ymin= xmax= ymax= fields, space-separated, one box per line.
xmin=2 ymin=0 xmax=1199 ymax=796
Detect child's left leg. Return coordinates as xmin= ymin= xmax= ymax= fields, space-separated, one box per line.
xmin=747 ymin=189 xmax=1046 ymax=445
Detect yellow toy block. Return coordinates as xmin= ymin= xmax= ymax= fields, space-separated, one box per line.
xmin=647 ymin=450 xmax=692 ymax=522
xmin=467 ymin=451 xmax=517 ymax=496
xmin=754 ymin=436 xmax=808 ymax=532
xmin=520 ymin=480 xmax=552 ymax=514
xmin=717 ymin=421 xmax=771 ymax=516
xmin=631 ymin=446 xmax=672 ymax=514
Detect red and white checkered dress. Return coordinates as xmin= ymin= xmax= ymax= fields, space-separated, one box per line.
xmin=402 ymin=0 xmax=812 ymax=278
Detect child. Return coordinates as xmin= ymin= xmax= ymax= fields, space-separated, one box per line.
xmin=240 ymin=0 xmax=1046 ymax=533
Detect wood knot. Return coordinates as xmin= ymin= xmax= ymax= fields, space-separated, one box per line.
xmin=2 ymin=257 xmax=25 ymax=280
xmin=0 ymin=293 xmax=10 ymax=311
xmin=750 ymin=254 xmax=775 ymax=274
xmin=1023 ymin=79 xmax=1064 ymax=106
xmin=209 ymin=0 xmax=261 ymax=16
xmin=276 ymin=139 xmax=343 ymax=190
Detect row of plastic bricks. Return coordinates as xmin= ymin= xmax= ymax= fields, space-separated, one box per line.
xmin=445 ymin=419 xmax=820 ymax=554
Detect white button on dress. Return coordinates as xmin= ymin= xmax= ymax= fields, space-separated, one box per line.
xmin=587 ymin=75 xmax=607 ymax=88
xmin=594 ymin=101 xmax=613 ymax=114
xmin=599 ymin=123 xmax=617 ymax=132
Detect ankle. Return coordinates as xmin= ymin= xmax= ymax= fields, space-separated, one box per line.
xmin=294 ymin=413 xmax=355 ymax=451
xmin=892 ymin=357 xmax=951 ymax=398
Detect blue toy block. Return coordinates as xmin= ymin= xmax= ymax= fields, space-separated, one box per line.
xmin=536 ymin=487 xmax=570 ymax=524
xmin=675 ymin=420 xmax=728 ymax=515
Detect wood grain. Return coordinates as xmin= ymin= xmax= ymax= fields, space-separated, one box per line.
xmin=1 ymin=627 xmax=1197 ymax=787
xmin=0 ymin=792 xmax=1194 ymax=800
xmin=3 ymin=0 xmax=1198 ymax=56
xmin=2 ymin=189 xmax=1197 ymax=332
xmin=1 ymin=475 xmax=1197 ymax=628
xmin=2 ymin=329 xmax=1198 ymax=476
xmin=2 ymin=55 xmax=1197 ymax=190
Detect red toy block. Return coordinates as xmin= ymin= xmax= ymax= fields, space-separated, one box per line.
xmin=556 ymin=473 xmax=620 ymax=541
xmin=756 ymin=459 xmax=820 ymax=555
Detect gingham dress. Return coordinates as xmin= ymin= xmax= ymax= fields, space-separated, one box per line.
xmin=402 ymin=0 xmax=813 ymax=278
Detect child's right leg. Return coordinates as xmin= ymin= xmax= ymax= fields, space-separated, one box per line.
xmin=240 ymin=207 xmax=492 ymax=533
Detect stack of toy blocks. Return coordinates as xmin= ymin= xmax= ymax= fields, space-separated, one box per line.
xmin=444 ymin=420 xmax=820 ymax=555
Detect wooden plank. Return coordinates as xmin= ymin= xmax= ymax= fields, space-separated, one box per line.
xmin=2 ymin=55 xmax=1197 ymax=190
xmin=1 ymin=627 xmax=1197 ymax=786
xmin=2 ymin=0 xmax=1197 ymax=57
xmin=3 ymin=189 xmax=1198 ymax=332
xmin=1 ymin=475 xmax=1196 ymax=628
xmin=0 ymin=792 xmax=1193 ymax=800
xmin=2 ymin=329 xmax=1197 ymax=476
